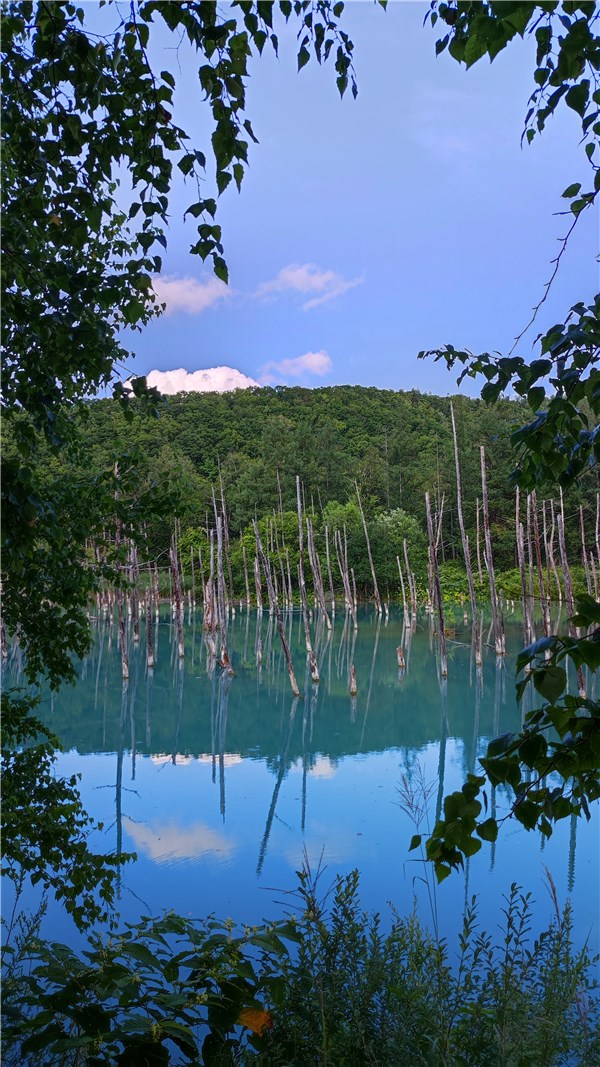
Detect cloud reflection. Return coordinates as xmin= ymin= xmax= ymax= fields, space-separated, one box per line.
xmin=124 ymin=817 xmax=236 ymax=863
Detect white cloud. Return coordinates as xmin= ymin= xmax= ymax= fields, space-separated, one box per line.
xmin=257 ymin=263 xmax=363 ymax=310
xmin=123 ymin=817 xmax=236 ymax=863
xmin=147 ymin=367 xmax=259 ymax=394
xmin=260 ymin=350 xmax=331 ymax=384
xmin=153 ymin=274 xmax=230 ymax=315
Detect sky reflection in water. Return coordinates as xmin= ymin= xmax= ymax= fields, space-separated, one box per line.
xmin=8 ymin=604 xmax=599 ymax=953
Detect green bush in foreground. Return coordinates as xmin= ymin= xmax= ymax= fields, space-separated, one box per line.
xmin=2 ymin=869 xmax=598 ymax=1066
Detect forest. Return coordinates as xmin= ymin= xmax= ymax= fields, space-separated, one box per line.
xmin=20 ymin=383 xmax=598 ymax=593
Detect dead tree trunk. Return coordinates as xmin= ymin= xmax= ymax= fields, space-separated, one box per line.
xmin=296 ymin=476 xmax=319 ymax=683
xmin=475 ymin=498 xmax=483 ymax=584
xmin=526 ymin=495 xmax=537 ymax=642
xmin=130 ymin=541 xmax=140 ymax=644
xmin=548 ymin=499 xmax=563 ymax=603
xmin=426 ymin=491 xmax=447 ymax=677
xmin=197 ymin=545 xmax=207 ymax=609
xmin=557 ymin=511 xmax=586 ymax=696
xmin=170 ymin=535 xmax=185 ymax=660
xmin=114 ymin=471 xmax=129 ymax=681
xmin=218 ymin=464 xmax=235 ymax=606
xmin=396 ymin=556 xmax=409 ymax=619
xmin=531 ymin=491 xmax=550 ymax=635
xmin=190 ymin=547 xmax=196 ymax=607
xmin=334 ymin=527 xmax=357 ymax=629
xmin=355 ymin=481 xmax=382 ymax=614
xmin=306 ymin=517 xmax=332 ymax=630
xmin=253 ymin=519 xmax=300 ymax=697
xmin=480 ymin=446 xmax=505 ymax=655
xmin=516 ymin=490 xmax=533 ymax=646
xmin=253 ymin=554 xmax=263 ymax=611
xmin=324 ymin=524 xmax=336 ymax=614
xmin=450 ymin=403 xmax=480 ymax=664
xmin=403 ymin=538 xmax=418 ymax=626
xmin=203 ymin=531 xmax=216 ymax=634
xmin=145 ymin=586 xmax=154 ymax=668
xmin=242 ymin=543 xmax=251 ymax=608
xmin=580 ymin=505 xmax=592 ymax=595
xmin=216 ymin=516 xmax=234 ymax=674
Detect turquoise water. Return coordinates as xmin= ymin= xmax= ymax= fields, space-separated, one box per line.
xmin=7 ymin=604 xmax=599 ymax=952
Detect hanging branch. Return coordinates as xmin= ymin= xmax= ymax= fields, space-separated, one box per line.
xmin=253 ymin=519 xmax=300 ymax=697
xmin=355 ymin=480 xmax=382 ymax=614
xmin=425 ymin=491 xmax=447 ymax=678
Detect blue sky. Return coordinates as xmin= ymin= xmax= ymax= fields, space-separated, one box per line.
xmin=121 ymin=1 xmax=597 ymax=397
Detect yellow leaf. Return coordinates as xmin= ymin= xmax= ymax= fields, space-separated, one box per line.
xmin=237 ymin=1007 xmax=272 ymax=1035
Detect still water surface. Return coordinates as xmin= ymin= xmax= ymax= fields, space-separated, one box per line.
xmin=10 ymin=605 xmax=599 ymax=952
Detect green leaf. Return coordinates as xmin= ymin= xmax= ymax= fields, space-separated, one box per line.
xmin=409 ymin=834 xmax=422 ymax=851
xmin=562 ymin=181 xmax=582 ymax=198
xmin=533 ymin=665 xmax=567 ymax=703
xmin=476 ymin=818 xmax=498 ymax=843
xmin=565 ymin=81 xmax=589 ymax=117
xmin=298 ymin=45 xmax=310 ymax=71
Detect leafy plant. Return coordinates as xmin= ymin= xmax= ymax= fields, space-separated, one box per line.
xmin=253 ymin=865 xmax=599 ymax=1066
xmin=1 ymin=692 xmax=129 ymax=929
xmin=421 ymin=594 xmax=600 ymax=880
xmin=2 ymin=911 xmax=295 ymax=1066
